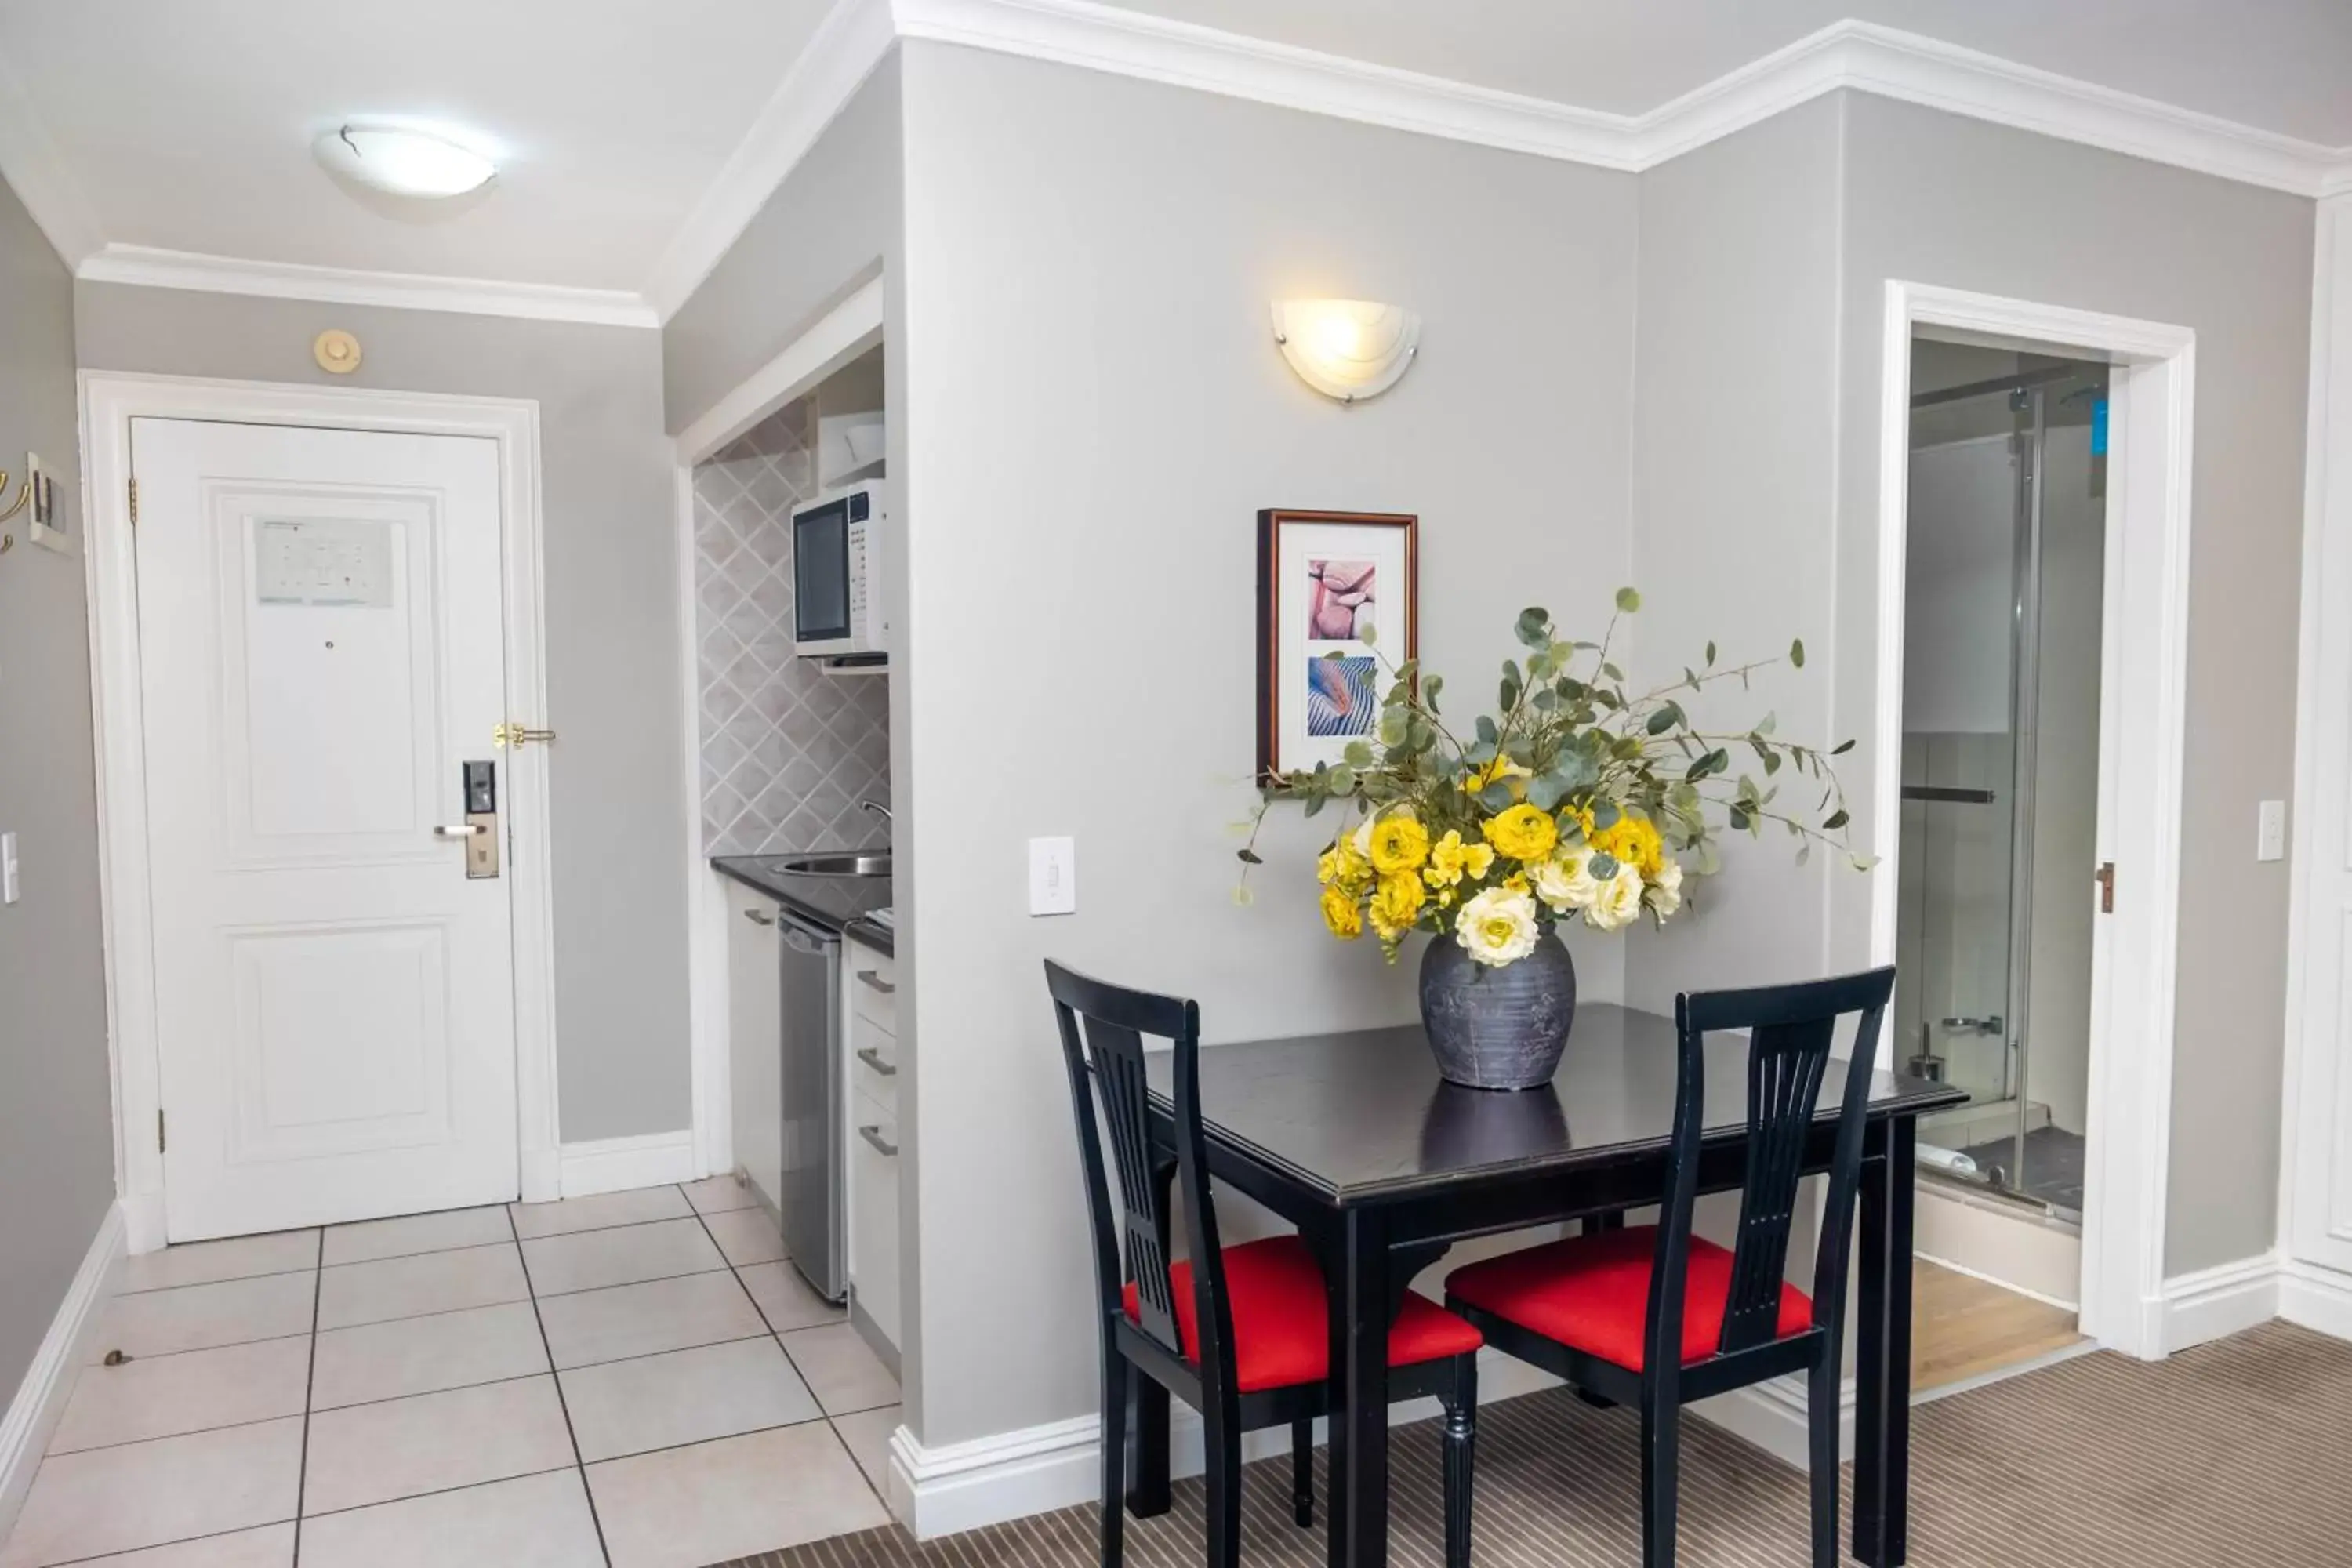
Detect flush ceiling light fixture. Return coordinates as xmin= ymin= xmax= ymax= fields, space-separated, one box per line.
xmin=314 ymin=121 xmax=498 ymax=198
xmin=1270 ymin=299 xmax=1421 ymax=404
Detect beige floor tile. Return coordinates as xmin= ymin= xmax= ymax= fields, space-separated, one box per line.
xmin=520 ymin=1218 xmax=724 ymax=1298
xmin=533 ymin=1272 xmax=767 ymax=1370
xmin=560 ymin=1336 xmax=819 ymax=1463
xmin=314 ymin=1243 xmax=527 ymax=1330
xmin=296 ymin=1470 xmax=603 ymax=1568
xmin=310 ymin=1301 xmax=549 ymax=1410
xmin=0 ymin=1417 xmax=302 ymax=1568
xmin=831 ymin=1405 xmax=902 ymax=1498
xmin=586 ymin=1423 xmax=890 ymax=1568
xmin=509 ymin=1185 xmax=691 ymax=1240
xmin=56 ymin=1523 xmax=296 ymax=1566
xmin=300 ymin=1374 xmax=575 ymax=1516
xmin=118 ymin=1233 xmax=318 ymax=1296
xmin=51 ymin=1336 xmax=310 ymax=1454
xmin=681 ymin=1175 xmax=760 ymax=1216
xmin=321 ymin=1207 xmax=514 ymax=1267
xmin=700 ymin=1207 xmax=787 ymax=1267
xmin=780 ymin=1322 xmax=899 ymax=1416
xmin=91 ymin=1273 xmax=315 ymax=1364
xmin=735 ymin=1261 xmax=843 ymax=1334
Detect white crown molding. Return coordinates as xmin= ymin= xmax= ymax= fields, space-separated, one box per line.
xmin=642 ymin=0 xmax=900 ymax=321
xmin=76 ymin=243 xmax=659 ymax=328
xmin=0 ymin=48 xmax=102 ymax=268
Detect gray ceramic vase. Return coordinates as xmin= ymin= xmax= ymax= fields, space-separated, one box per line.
xmin=1417 ymin=928 xmax=1577 ymax=1091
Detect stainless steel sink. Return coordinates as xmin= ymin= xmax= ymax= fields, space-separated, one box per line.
xmin=766 ymin=852 xmax=891 ymax=878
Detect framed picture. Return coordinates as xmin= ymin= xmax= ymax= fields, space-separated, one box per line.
xmin=1256 ymin=508 xmax=1418 ymax=780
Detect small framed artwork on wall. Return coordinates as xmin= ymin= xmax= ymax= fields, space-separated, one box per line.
xmin=1256 ymin=508 xmax=1418 ymax=780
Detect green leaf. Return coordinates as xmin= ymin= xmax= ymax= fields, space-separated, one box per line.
xmin=1601 ymin=662 xmax=1624 ymax=683
xmin=1591 ymin=800 xmax=1621 ymax=832
xmin=1235 ymin=848 xmax=1262 ymax=865
xmin=1500 ymin=677 xmax=1521 ymax=711
xmin=1756 ymin=711 xmax=1777 ymax=735
xmin=1477 ymin=783 xmax=1517 ymax=813
xmin=1305 ymin=792 xmax=1327 ymax=818
xmin=1321 ymin=648 xmax=1346 ymax=660
xmin=1789 ymin=637 xmax=1806 ymax=669
xmin=1359 ymin=622 xmax=1378 ymax=648
xmin=1588 ymin=851 xmax=1621 ymax=880
xmin=1615 ymin=586 xmax=1642 ymax=613
xmin=1527 ymin=773 xmax=1570 ymax=811
xmin=1424 ymin=673 xmax=1444 ymax=706
xmin=1823 ymin=808 xmax=1849 ymax=831
xmin=1705 ymin=640 xmax=1717 ymax=666
xmin=1762 ymin=749 xmax=1782 ymax=775
xmin=1832 ymin=738 xmax=1856 ymax=756
xmin=1342 ymin=740 xmax=1374 ymax=767
xmin=1329 ymin=766 xmax=1357 ymax=794
xmin=1475 ymin=715 xmax=1499 ymax=746
xmin=1515 ymin=608 xmax=1551 ymax=649
xmin=1646 ymin=700 xmax=1685 ymax=735
xmin=1727 ymin=806 xmax=1749 ymax=832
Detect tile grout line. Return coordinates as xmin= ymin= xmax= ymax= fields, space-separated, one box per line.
xmin=679 ymin=1181 xmax=897 ymax=1521
xmin=507 ymin=1202 xmax=616 ymax=1568
xmin=291 ymin=1229 xmax=325 ymax=1567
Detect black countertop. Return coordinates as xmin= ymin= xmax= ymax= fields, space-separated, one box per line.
xmin=1147 ymin=1004 xmax=1967 ymax=1202
xmin=710 ymin=855 xmax=894 ymax=955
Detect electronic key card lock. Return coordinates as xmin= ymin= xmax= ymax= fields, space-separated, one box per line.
xmin=434 ymin=760 xmax=502 ymax=879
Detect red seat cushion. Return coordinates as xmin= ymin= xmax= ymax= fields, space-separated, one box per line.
xmin=1121 ymin=1235 xmax=1481 ymax=1394
xmin=1445 ymin=1225 xmax=1812 ymax=1372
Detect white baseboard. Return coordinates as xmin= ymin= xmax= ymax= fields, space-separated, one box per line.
xmin=2157 ymin=1254 xmax=2281 ymax=1355
xmin=885 ymin=1350 xmax=1562 ymax=1541
xmin=2278 ymin=1259 xmax=2352 ymax=1341
xmin=1690 ymin=1371 xmax=1855 ymax=1468
xmin=0 ymin=1203 xmax=127 ymax=1541
xmin=557 ymin=1131 xmax=699 ymax=1199
xmin=120 ymin=1192 xmax=166 ymax=1258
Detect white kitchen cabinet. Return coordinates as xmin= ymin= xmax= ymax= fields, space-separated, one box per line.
xmin=843 ymin=933 xmax=901 ymax=1352
xmin=725 ymin=878 xmax=784 ymax=1217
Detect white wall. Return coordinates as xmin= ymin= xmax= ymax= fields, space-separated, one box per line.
xmin=895 ymin=38 xmax=1639 ymax=1448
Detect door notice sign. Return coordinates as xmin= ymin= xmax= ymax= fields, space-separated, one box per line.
xmin=256 ymin=518 xmax=394 ymax=608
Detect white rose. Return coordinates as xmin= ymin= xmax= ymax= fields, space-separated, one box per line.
xmin=1646 ymin=858 xmax=1685 ymax=919
xmin=1454 ymin=886 xmax=1540 ymax=967
xmin=1533 ymin=845 xmax=1599 ymax=914
xmin=1583 ymin=861 xmax=1646 ymax=932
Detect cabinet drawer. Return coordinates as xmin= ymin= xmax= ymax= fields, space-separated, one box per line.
xmin=848 ymin=1088 xmax=901 ymax=1351
xmin=848 ymin=944 xmax=898 ymax=1032
xmin=850 ymin=1010 xmax=899 ymax=1117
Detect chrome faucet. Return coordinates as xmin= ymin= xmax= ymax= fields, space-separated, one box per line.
xmin=860 ymin=800 xmax=892 ymax=827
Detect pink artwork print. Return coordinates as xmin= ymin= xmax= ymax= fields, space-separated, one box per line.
xmin=1306 ymin=558 xmax=1377 ymax=642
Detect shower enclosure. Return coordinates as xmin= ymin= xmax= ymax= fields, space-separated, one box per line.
xmin=1896 ymin=347 xmax=2107 ymax=1221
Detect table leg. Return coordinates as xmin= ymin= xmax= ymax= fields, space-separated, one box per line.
xmin=1334 ymin=1205 xmax=1392 ymax=1568
xmin=1852 ymin=1119 xmax=1917 ymax=1566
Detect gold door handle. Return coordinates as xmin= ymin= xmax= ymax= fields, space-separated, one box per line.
xmin=493 ymin=722 xmax=557 ymax=749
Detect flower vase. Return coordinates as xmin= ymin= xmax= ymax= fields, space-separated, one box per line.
xmin=1417 ymin=929 xmax=1577 ymax=1091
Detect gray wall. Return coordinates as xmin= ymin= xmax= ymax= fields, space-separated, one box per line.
xmin=895 ymin=39 xmax=1639 ymax=1447
xmin=76 ymin=282 xmax=692 ymax=1143
xmin=1828 ymin=95 xmax=2314 ymax=1276
xmin=0 ymin=180 xmax=115 ymax=1417
xmin=1624 ymin=95 xmax=1849 ymax=1014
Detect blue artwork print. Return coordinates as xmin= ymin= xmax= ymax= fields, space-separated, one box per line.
xmin=1306 ymin=656 xmax=1378 ymax=737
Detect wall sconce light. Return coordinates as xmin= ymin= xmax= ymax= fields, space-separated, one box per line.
xmin=1270 ymin=299 xmax=1421 ymax=404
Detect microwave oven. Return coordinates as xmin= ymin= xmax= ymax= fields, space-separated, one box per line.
xmin=790 ymin=480 xmax=888 ymax=659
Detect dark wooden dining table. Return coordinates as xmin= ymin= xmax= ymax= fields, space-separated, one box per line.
xmin=1141 ymin=1001 xmax=1967 ymax=1567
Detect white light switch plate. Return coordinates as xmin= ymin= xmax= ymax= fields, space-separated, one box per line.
xmin=2257 ymin=800 xmax=2287 ymax=862
xmin=1029 ymin=836 xmax=1076 ymax=916
xmin=1 ymin=832 xmax=17 ymax=905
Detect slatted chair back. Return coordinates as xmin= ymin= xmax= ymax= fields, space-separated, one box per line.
xmin=1046 ymin=960 xmax=1238 ymax=1387
xmin=1650 ymin=967 xmax=1896 ymax=1371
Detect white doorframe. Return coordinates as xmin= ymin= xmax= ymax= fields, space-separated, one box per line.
xmin=671 ymin=274 xmax=886 ymax=1185
xmin=1868 ymin=281 xmax=2198 ymax=1359
xmin=78 ymin=371 xmax=563 ymax=1252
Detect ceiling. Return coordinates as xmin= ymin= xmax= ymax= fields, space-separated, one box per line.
xmin=1094 ymin=0 xmax=2352 ymax=146
xmin=0 ymin=1 xmax=2347 ymax=318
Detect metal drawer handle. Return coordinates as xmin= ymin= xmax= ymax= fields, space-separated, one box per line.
xmin=857 ymin=969 xmax=896 ymax=996
xmin=856 ymin=1045 xmax=898 ymax=1077
xmin=742 ymin=909 xmax=775 ymax=927
xmin=858 ymin=1123 xmax=898 ymax=1158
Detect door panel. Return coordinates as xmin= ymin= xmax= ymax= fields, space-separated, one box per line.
xmin=135 ymin=417 xmax=517 ymax=1241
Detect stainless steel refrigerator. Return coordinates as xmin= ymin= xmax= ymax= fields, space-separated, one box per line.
xmin=775 ymin=909 xmax=845 ymax=1301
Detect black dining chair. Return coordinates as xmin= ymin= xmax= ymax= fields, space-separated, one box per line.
xmin=1444 ymin=965 xmax=1896 ymax=1568
xmin=1047 ymin=960 xmax=1483 ymax=1568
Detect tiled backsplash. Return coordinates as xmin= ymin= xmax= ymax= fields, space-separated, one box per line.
xmin=693 ymin=400 xmax=890 ymax=856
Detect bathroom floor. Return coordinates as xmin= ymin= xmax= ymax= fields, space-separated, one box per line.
xmin=2 ymin=1179 xmax=898 ymax=1568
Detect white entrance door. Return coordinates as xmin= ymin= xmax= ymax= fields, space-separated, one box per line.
xmin=134 ymin=417 xmax=520 ymax=1241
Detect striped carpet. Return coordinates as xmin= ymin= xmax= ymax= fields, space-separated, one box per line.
xmin=722 ymin=1323 xmax=2347 ymax=1566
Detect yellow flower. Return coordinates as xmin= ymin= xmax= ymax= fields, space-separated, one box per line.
xmin=1320 ymin=884 xmax=1363 ymax=940
xmin=1472 ymin=756 xmax=1534 ymax=799
xmin=1482 ymin=803 xmax=1559 ymax=864
xmin=1561 ymin=803 xmax=1596 ymax=841
xmin=1370 ymin=871 xmax=1427 ymax=942
xmin=1421 ymin=829 xmax=1496 ymax=889
xmin=1366 ymin=814 xmax=1431 ymax=875
xmin=1454 ymin=887 xmax=1540 ymax=967
xmin=1589 ymin=812 xmax=1665 ymax=877
xmin=1317 ymin=839 xmax=1371 ymax=891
